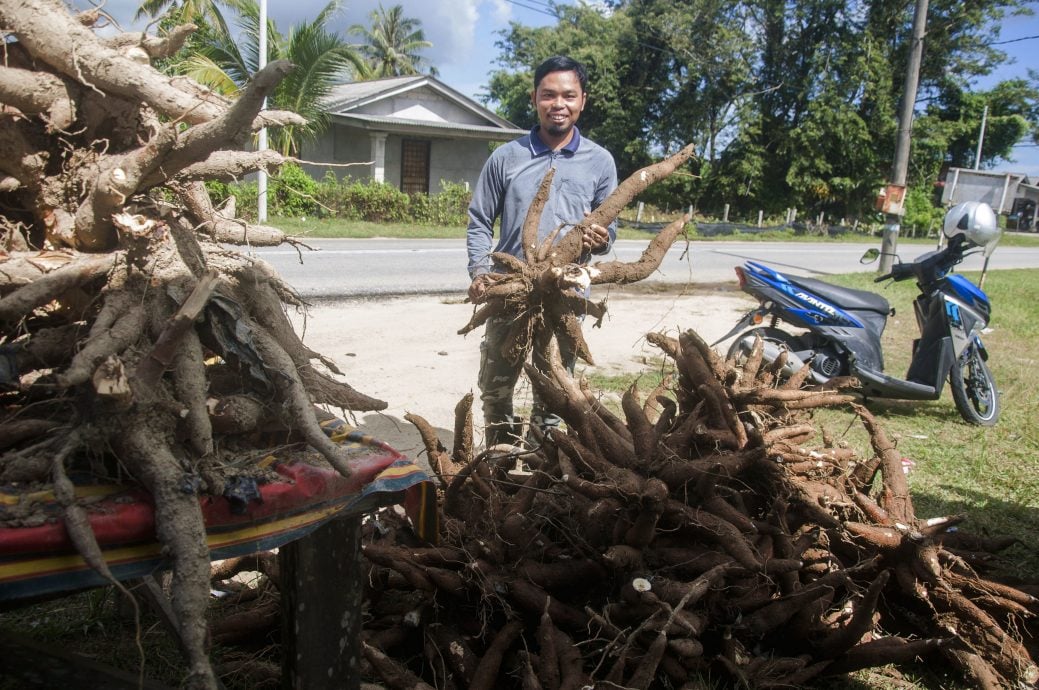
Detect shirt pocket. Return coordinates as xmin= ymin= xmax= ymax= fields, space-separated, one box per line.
xmin=552 ymin=177 xmax=596 ymax=225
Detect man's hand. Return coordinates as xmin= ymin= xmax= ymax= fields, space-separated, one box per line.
xmin=468 ymin=274 xmax=495 ymax=302
xmin=581 ymin=222 xmax=609 ymax=252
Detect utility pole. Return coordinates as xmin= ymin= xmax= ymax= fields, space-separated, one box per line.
xmin=974 ymin=104 xmax=988 ymax=169
xmin=257 ymin=0 xmax=269 ymax=223
xmin=878 ymin=0 xmax=928 ymax=274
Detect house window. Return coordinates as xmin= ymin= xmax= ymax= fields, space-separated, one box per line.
xmin=401 ymin=139 xmax=430 ymax=195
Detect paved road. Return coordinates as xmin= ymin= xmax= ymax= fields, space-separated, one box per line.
xmin=242 ymin=238 xmax=1039 ymax=299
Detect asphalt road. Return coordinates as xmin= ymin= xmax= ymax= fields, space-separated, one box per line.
xmin=242 ymin=238 xmax=1039 ymax=299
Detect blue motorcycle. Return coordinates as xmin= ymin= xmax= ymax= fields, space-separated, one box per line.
xmin=716 ymin=202 xmax=1001 ymax=426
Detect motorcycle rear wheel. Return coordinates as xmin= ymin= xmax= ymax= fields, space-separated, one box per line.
xmin=725 ymin=327 xmax=799 ymax=366
xmin=949 ymin=345 xmax=1000 ymax=426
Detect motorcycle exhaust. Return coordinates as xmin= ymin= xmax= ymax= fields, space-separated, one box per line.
xmin=732 ymin=335 xmax=822 ymax=382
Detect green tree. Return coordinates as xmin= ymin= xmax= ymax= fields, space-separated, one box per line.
xmin=485 ymin=0 xmax=1037 ymax=222
xmin=173 ymin=0 xmax=369 ymax=156
xmin=349 ymin=4 xmax=436 ymax=78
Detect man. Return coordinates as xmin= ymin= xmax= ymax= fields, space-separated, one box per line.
xmin=466 ymin=55 xmax=618 ymax=448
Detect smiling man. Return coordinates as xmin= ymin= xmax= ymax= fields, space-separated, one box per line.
xmin=465 ymin=54 xmax=618 ymax=449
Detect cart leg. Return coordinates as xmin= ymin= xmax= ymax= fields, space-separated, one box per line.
xmin=280 ymin=514 xmax=363 ymax=690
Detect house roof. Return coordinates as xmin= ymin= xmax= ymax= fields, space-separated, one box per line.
xmin=330 ymin=112 xmax=527 ymax=141
xmin=323 ymin=75 xmax=524 ymax=136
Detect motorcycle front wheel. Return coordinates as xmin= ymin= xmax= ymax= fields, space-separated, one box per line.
xmin=949 ymin=345 xmax=1000 ymax=426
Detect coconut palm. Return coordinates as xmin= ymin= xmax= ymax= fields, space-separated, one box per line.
xmin=134 ymin=0 xmax=247 ymax=23
xmin=349 ymin=3 xmax=436 ymax=78
xmin=174 ymin=0 xmax=369 ymax=156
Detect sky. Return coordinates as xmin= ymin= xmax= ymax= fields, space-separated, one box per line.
xmin=74 ymin=0 xmax=1039 ymax=175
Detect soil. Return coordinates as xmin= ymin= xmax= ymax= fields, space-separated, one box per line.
xmin=290 ymin=283 xmax=754 ymax=461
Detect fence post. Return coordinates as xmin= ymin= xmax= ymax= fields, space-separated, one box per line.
xmin=722 ymin=204 xmax=730 ymax=222
xmin=635 ymin=201 xmax=644 ymax=223
xmin=757 ymin=210 xmax=763 ymax=228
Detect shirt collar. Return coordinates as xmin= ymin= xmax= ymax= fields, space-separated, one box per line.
xmin=528 ymin=125 xmax=582 ymax=156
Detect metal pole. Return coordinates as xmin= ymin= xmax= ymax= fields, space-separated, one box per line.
xmin=257 ymin=0 xmax=269 ymax=223
xmin=974 ymin=104 xmax=988 ymax=170
xmin=879 ymin=0 xmax=928 ymax=274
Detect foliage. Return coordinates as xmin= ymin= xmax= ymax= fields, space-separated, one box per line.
xmin=405 ymin=181 xmax=472 ymax=226
xmin=914 ymin=80 xmax=1035 ymax=184
xmin=210 ymin=172 xmax=472 ymax=225
xmin=134 ymin=0 xmax=247 ymax=23
xmin=166 ymin=0 xmax=369 ymax=156
xmin=901 ymin=186 xmax=944 ymax=237
xmin=271 ymin=163 xmax=321 ymax=218
xmin=204 ymin=165 xmax=320 ymax=219
xmin=484 ymin=0 xmax=1039 ymax=223
xmin=314 ymin=176 xmax=409 ymax=222
xmin=348 ymin=3 xmax=436 ymax=77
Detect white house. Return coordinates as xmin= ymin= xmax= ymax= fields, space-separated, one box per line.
xmin=301 ymin=75 xmax=528 ymax=195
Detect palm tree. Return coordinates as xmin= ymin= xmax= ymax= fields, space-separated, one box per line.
xmin=174 ymin=0 xmax=369 ymax=156
xmin=349 ymin=4 xmax=436 ymax=78
xmin=134 ymin=0 xmax=247 ymax=23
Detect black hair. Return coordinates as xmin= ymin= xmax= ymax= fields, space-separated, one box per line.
xmin=533 ymin=55 xmax=588 ymax=93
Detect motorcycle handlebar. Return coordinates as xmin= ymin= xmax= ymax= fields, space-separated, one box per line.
xmin=874 ymin=262 xmax=914 ymax=283
xmin=875 ymin=239 xmax=967 ymax=284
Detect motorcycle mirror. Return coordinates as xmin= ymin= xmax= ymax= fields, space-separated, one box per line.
xmin=859 ymin=248 xmax=881 ymax=264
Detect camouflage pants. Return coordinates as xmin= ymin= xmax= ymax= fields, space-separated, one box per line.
xmin=478 ymin=315 xmax=577 ymax=447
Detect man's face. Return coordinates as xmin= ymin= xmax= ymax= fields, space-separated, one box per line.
xmin=532 ymin=70 xmax=586 ymax=139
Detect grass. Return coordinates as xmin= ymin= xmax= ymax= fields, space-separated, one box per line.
xmin=270 ymin=214 xmax=1039 ymax=247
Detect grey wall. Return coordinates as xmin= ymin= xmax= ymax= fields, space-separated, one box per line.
xmin=301 ymin=124 xmax=495 ymax=194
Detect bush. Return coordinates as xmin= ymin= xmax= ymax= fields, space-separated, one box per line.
xmin=902 ymin=187 xmax=944 ymax=238
xmin=408 ymin=181 xmax=471 ymax=226
xmin=271 ymin=163 xmax=320 ymax=218
xmin=205 ymin=179 xmax=258 ymax=220
xmin=346 ymin=180 xmax=411 ymax=222
xmin=208 ymin=172 xmax=472 ymax=225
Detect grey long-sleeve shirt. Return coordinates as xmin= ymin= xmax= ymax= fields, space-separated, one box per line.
xmin=466 ymin=126 xmax=618 ymax=278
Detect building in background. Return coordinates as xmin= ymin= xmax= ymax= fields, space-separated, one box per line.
xmin=941 ymin=168 xmax=1039 ymax=231
xmin=302 ymin=76 xmax=526 ymax=195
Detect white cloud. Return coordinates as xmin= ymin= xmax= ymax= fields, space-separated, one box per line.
xmin=66 ymin=0 xmax=548 ymax=98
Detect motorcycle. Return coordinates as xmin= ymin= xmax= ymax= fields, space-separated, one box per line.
xmin=716 ymin=202 xmax=1002 ymax=425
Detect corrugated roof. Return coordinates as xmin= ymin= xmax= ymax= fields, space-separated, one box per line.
xmin=323 ymin=76 xmax=426 ymax=111
xmin=322 ymin=75 xmax=520 ymax=131
xmin=331 ymin=112 xmax=526 ymax=141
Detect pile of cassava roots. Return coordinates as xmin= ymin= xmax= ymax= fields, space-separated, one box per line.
xmin=375 ymin=330 xmax=1039 ymax=689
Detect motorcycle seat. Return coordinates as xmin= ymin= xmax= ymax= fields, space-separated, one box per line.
xmin=787 ymin=276 xmax=891 ymax=314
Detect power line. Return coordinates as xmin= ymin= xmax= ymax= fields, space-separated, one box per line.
xmin=989 ymin=34 xmax=1039 ymax=45
xmin=502 ymin=0 xmax=557 ymax=18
